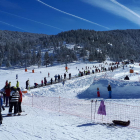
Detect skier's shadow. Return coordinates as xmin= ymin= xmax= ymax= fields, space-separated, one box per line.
xmin=77 ymin=123 xmax=96 ymax=127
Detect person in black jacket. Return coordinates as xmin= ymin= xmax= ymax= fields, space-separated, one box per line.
xmin=107 ymin=84 xmax=112 ymax=98
xmin=124 ymin=75 xmax=129 ymax=80
xmin=8 ymin=87 xmax=19 ymax=116
xmin=26 ymin=80 xmax=29 ymax=89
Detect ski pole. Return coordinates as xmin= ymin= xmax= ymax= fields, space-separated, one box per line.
xmin=94 ymin=100 xmax=97 ymax=121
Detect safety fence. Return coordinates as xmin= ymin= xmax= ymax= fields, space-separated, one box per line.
xmin=23 ymin=96 xmax=140 ymax=129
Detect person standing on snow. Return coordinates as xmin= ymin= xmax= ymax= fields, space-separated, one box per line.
xmin=16 ymin=80 xmax=19 ymax=88
xmin=44 ymin=77 xmax=47 ymax=86
xmin=97 ymin=87 xmax=100 ymax=97
xmin=5 ymin=80 xmax=8 ymax=86
xmin=17 ymin=88 xmax=22 ymax=115
xmin=50 ymin=78 xmax=53 ymax=84
xmin=26 ymin=80 xmax=29 ymax=89
xmin=107 ymin=84 xmax=112 ymax=98
xmin=5 ymin=83 xmax=11 ymax=107
xmin=8 ymin=87 xmax=19 ymax=115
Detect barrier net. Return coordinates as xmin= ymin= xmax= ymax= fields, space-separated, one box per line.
xmin=23 ymin=96 xmax=140 ymax=129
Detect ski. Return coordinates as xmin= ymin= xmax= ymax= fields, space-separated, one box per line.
xmin=2 ymin=114 xmax=27 ymax=117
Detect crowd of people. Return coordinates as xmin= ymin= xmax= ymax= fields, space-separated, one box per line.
xmin=0 ymin=62 xmax=126 ymax=124
xmin=0 ymin=80 xmax=23 ymax=124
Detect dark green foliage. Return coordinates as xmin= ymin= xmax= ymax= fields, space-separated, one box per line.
xmin=0 ymin=29 xmax=140 ymax=68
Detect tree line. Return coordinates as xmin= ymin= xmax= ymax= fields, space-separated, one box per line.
xmin=0 ymin=29 xmax=140 ymax=68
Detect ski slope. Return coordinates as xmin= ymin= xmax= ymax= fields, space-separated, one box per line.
xmin=0 ymin=61 xmax=140 ymax=140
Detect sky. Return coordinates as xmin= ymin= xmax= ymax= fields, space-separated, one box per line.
xmin=0 ymin=0 xmax=140 ymax=35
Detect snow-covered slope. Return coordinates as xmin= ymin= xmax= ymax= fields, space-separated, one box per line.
xmin=1 ymin=61 xmax=140 ymax=140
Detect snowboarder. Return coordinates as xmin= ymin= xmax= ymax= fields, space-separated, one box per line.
xmin=97 ymin=88 xmax=100 ymax=97
xmin=107 ymin=84 xmax=112 ymax=98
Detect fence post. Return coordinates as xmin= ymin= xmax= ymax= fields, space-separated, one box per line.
xmin=94 ymin=100 xmax=97 ymax=121
xmin=91 ymin=100 xmax=93 ymax=122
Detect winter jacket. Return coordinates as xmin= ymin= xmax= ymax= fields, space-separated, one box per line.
xmin=107 ymin=85 xmax=111 ymax=91
xmin=0 ymin=97 xmax=3 ymax=107
xmin=16 ymin=81 xmax=19 ymax=88
xmin=5 ymin=87 xmax=11 ymax=97
xmin=18 ymin=90 xmax=22 ymax=102
xmin=10 ymin=90 xmax=19 ymax=102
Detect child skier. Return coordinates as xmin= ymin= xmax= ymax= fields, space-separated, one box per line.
xmin=97 ymin=87 xmax=100 ymax=97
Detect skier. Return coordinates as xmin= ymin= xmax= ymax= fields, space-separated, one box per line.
xmin=97 ymin=87 xmax=100 ymax=97
xmin=54 ymin=75 xmax=58 ymax=82
xmin=9 ymin=82 xmax=11 ymax=88
xmin=107 ymin=84 xmax=112 ymax=98
xmin=17 ymin=88 xmax=22 ymax=115
xmin=50 ymin=78 xmax=53 ymax=84
xmin=69 ymin=73 xmax=71 ymax=79
xmin=5 ymin=80 xmax=8 ymax=86
xmin=8 ymin=87 xmax=19 ymax=116
xmin=26 ymin=80 xmax=29 ymax=89
xmin=16 ymin=80 xmax=19 ymax=88
xmin=41 ymin=80 xmax=43 ymax=86
xmin=64 ymin=73 xmax=66 ymax=79
xmin=5 ymin=83 xmax=11 ymax=107
xmin=58 ymin=74 xmax=60 ymax=82
xmin=44 ymin=77 xmax=47 ymax=86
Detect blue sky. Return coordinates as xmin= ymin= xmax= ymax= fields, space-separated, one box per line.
xmin=0 ymin=0 xmax=140 ymax=35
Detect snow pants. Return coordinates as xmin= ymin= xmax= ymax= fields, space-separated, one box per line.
xmin=108 ymin=91 xmax=112 ymax=98
xmin=9 ymin=102 xmax=18 ymax=114
xmin=6 ymin=96 xmax=10 ymax=106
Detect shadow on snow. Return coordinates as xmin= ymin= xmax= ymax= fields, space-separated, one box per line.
xmin=76 ymin=79 xmax=140 ymax=100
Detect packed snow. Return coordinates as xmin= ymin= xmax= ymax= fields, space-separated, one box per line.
xmin=0 ymin=61 xmax=140 ymax=140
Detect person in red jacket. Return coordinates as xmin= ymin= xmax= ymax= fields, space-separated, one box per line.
xmin=5 ymin=84 xmax=11 ymax=107
xmin=17 ymin=88 xmax=22 ymax=114
xmin=5 ymin=80 xmax=8 ymax=86
xmin=97 ymin=87 xmax=100 ymax=97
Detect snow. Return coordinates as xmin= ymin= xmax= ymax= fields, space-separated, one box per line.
xmin=1 ymin=61 xmax=140 ymax=140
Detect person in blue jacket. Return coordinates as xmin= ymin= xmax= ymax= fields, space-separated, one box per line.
xmin=107 ymin=84 xmax=112 ymax=98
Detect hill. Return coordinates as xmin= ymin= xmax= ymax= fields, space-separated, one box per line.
xmin=0 ymin=29 xmax=140 ymax=68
